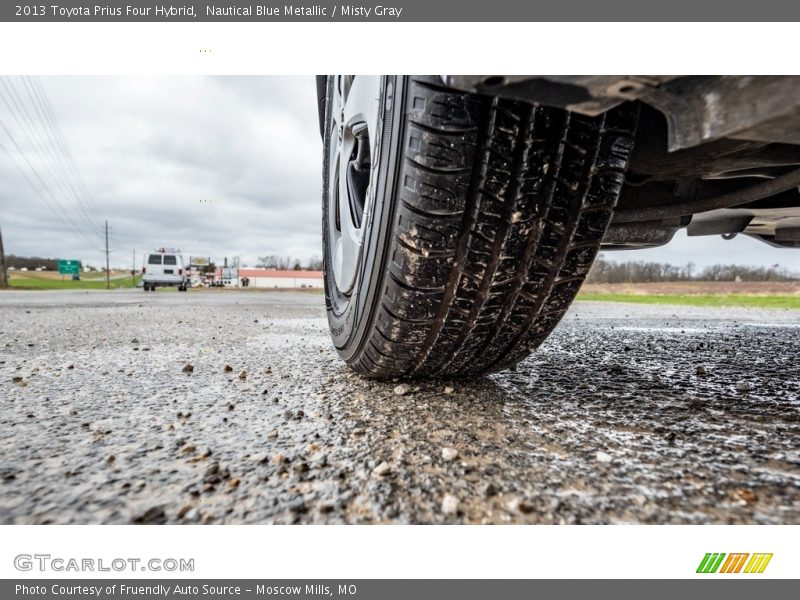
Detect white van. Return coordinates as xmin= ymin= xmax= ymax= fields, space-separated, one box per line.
xmin=142 ymin=248 xmax=187 ymax=292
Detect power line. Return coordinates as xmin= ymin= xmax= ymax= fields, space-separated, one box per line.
xmin=26 ymin=76 xmax=104 ymax=228
xmin=22 ymin=78 xmax=101 ymax=232
xmin=0 ymin=78 xmax=102 ymax=243
xmin=19 ymin=76 xmax=103 ymax=233
xmin=34 ymin=77 xmax=103 ymax=218
xmin=0 ymin=81 xmax=99 ymax=247
xmin=0 ymin=124 xmax=98 ymax=249
xmin=0 ymin=75 xmax=110 ymax=256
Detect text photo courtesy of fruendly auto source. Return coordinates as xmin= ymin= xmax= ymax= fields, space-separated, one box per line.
xmin=0 ymin=75 xmax=798 ymax=525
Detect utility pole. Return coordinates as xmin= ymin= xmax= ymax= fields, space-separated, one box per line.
xmin=132 ymin=249 xmax=136 ymax=287
xmin=105 ymin=220 xmax=110 ymax=290
xmin=0 ymin=226 xmax=8 ymax=288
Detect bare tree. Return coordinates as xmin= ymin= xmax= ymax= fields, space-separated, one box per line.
xmin=275 ymin=256 xmax=291 ymax=270
xmin=305 ymin=255 xmax=324 ymax=270
xmin=586 ymin=255 xmax=797 ymax=283
xmin=257 ymin=255 xmax=278 ymax=269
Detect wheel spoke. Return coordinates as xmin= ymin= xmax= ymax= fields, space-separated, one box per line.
xmin=330 ymin=75 xmax=348 ymax=130
xmin=338 ymin=134 xmax=358 ymax=240
xmin=343 ymin=76 xmax=381 ymax=144
xmin=327 ymin=76 xmax=383 ymax=295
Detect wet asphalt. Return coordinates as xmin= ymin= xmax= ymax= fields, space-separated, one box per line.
xmin=0 ymin=289 xmax=798 ymax=524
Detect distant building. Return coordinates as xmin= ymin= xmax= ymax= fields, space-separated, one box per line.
xmin=212 ymin=266 xmax=238 ymax=286
xmin=236 ymin=268 xmax=323 ymax=288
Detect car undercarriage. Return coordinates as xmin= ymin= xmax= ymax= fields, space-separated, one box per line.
xmin=442 ymin=75 xmax=800 ymax=250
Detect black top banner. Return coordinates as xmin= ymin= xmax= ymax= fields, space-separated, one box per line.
xmin=3 ymin=0 xmax=800 ymax=21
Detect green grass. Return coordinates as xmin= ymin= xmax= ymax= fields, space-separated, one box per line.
xmin=7 ymin=275 xmax=142 ymax=290
xmin=577 ymin=293 xmax=800 ymax=309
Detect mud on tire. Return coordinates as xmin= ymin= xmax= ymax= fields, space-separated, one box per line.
xmin=323 ymin=76 xmax=639 ymax=378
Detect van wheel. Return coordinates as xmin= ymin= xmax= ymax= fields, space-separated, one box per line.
xmin=143 ymin=283 xmax=150 ymax=292
xmin=322 ymin=76 xmax=638 ymax=379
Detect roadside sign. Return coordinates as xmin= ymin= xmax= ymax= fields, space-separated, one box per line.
xmin=58 ymin=259 xmax=80 ymax=275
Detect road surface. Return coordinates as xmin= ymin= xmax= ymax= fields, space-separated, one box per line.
xmin=1 ymin=289 xmax=798 ymax=524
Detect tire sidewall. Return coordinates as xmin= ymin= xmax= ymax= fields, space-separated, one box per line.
xmin=323 ymin=75 xmax=406 ymax=361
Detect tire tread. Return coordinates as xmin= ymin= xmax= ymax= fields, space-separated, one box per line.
xmin=350 ymin=77 xmax=638 ymax=378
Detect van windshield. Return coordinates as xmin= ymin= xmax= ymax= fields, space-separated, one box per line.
xmin=148 ymin=255 xmax=162 ymax=265
xmin=164 ymin=255 xmax=177 ymax=266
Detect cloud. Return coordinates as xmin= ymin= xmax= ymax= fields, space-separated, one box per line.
xmin=0 ymin=75 xmax=795 ymax=271
xmin=0 ymin=76 xmax=322 ymax=268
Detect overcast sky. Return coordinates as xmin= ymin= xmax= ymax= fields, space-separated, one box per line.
xmin=0 ymin=76 xmax=321 ymax=269
xmin=0 ymin=76 xmax=796 ymax=271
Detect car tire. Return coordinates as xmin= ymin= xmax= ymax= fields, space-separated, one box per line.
xmin=322 ymin=75 xmax=638 ymax=378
